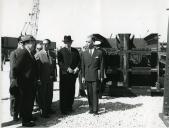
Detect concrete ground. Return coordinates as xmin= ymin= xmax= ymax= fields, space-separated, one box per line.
xmin=0 ymin=62 xmax=167 ymax=128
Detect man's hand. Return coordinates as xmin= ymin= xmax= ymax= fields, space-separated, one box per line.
xmin=11 ymin=79 xmax=18 ymax=87
xmin=36 ymin=80 xmax=41 ymax=86
xmin=67 ymin=67 xmax=74 ymax=73
xmin=101 ymin=78 xmax=103 ymax=83
xmin=74 ymin=67 xmax=79 ymax=74
xmin=82 ymin=77 xmax=85 ymax=83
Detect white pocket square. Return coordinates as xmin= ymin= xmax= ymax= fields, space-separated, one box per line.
xmin=95 ymin=56 xmax=99 ymax=58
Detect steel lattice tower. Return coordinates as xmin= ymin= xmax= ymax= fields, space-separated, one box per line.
xmin=21 ymin=0 xmax=40 ymax=38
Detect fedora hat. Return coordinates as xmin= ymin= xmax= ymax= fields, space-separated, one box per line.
xmin=21 ymin=35 xmax=35 ymax=44
xmin=62 ymin=35 xmax=73 ymax=43
xmin=43 ymin=39 xmax=51 ymax=44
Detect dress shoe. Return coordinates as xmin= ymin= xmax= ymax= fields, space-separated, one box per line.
xmin=67 ymin=108 xmax=74 ymax=113
xmin=89 ymin=110 xmax=93 ymax=114
xmin=13 ymin=116 xmax=19 ymax=121
xmin=31 ymin=116 xmax=37 ymax=121
xmin=61 ymin=111 xmax=68 ymax=115
xmin=33 ymin=107 xmax=40 ymax=112
xmin=41 ymin=114 xmax=50 ymax=118
xmin=22 ymin=121 xmax=35 ymax=127
xmin=47 ymin=109 xmax=56 ymax=114
xmin=93 ymin=112 xmax=99 ymax=115
xmin=61 ymin=110 xmax=71 ymax=115
xmin=40 ymin=109 xmax=50 ymax=118
xmin=99 ymin=95 xmax=102 ymax=99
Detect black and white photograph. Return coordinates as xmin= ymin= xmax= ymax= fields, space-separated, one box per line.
xmin=0 ymin=0 xmax=169 ymax=127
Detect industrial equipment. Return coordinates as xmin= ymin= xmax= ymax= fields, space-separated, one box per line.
xmin=21 ymin=0 xmax=40 ymax=37
xmin=96 ymin=33 xmax=160 ymax=96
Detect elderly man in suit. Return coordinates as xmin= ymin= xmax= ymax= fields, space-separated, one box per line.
xmin=35 ymin=39 xmax=56 ymax=118
xmin=58 ymin=35 xmax=81 ymax=114
xmin=12 ymin=35 xmax=37 ymax=127
xmin=82 ymin=35 xmax=104 ymax=115
xmin=9 ymin=36 xmax=24 ymax=121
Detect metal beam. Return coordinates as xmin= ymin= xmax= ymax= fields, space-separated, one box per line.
xmin=163 ymin=9 xmax=169 ymax=116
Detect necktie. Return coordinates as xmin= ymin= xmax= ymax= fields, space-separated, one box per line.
xmin=47 ymin=51 xmax=52 ymax=64
xmin=47 ymin=51 xmax=49 ymax=59
xmin=89 ymin=49 xmax=92 ymax=56
xmin=68 ymin=48 xmax=71 ymax=53
xmin=29 ymin=51 xmax=34 ymax=59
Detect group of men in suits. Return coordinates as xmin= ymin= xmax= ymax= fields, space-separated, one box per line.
xmin=58 ymin=35 xmax=104 ymax=115
xmin=9 ymin=34 xmax=104 ymax=127
xmin=9 ymin=35 xmax=56 ymax=127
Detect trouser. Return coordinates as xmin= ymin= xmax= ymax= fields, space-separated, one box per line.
xmin=59 ymin=74 xmax=76 ymax=112
xmin=98 ymin=80 xmax=105 ymax=97
xmin=34 ymin=82 xmax=40 ymax=109
xmin=10 ymin=94 xmax=21 ymax=117
xmin=86 ymin=81 xmax=99 ymax=112
xmin=37 ymin=80 xmax=53 ymax=114
xmin=78 ymin=72 xmax=86 ymax=95
xmin=20 ymin=86 xmax=35 ymax=123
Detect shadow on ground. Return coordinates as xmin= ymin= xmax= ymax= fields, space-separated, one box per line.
xmin=98 ymin=102 xmax=143 ymax=115
xmin=1 ymin=97 xmax=143 ymax=127
xmin=1 ymin=120 xmax=21 ymax=127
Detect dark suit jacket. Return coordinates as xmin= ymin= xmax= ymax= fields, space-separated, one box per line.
xmin=13 ymin=48 xmax=37 ymax=89
xmin=9 ymin=48 xmax=24 ymax=95
xmin=58 ymin=47 xmax=81 ymax=77
xmin=9 ymin=48 xmax=23 ymax=80
xmin=82 ymin=48 xmax=104 ymax=81
xmin=49 ymin=50 xmax=57 ymax=81
xmin=35 ymin=50 xmax=55 ymax=83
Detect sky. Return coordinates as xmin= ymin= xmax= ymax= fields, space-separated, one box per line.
xmin=0 ymin=0 xmax=169 ymax=47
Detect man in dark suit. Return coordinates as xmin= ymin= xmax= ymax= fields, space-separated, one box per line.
xmin=82 ymin=35 xmax=104 ymax=115
xmin=9 ymin=36 xmax=24 ymax=121
xmin=78 ymin=47 xmax=87 ymax=97
xmin=35 ymin=39 xmax=56 ymax=118
xmin=12 ymin=35 xmax=37 ymax=127
xmin=58 ymin=35 xmax=81 ymax=114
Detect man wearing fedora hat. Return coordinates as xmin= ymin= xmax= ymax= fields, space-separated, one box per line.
xmin=12 ymin=35 xmax=37 ymax=127
xmin=58 ymin=35 xmax=81 ymax=114
xmin=9 ymin=35 xmax=24 ymax=121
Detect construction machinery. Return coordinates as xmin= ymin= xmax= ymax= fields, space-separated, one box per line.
xmin=1 ymin=0 xmax=40 ymax=62
xmin=21 ymin=0 xmax=40 ymax=37
xmin=93 ymin=33 xmax=160 ymax=96
xmin=159 ymin=8 xmax=169 ymax=127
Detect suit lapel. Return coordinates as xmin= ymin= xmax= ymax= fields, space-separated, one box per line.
xmin=86 ymin=50 xmax=92 ymax=65
xmin=91 ymin=49 xmax=97 ymax=64
xmin=91 ymin=49 xmax=96 ymax=58
xmin=64 ymin=47 xmax=72 ymax=65
xmin=25 ymin=49 xmax=33 ymax=60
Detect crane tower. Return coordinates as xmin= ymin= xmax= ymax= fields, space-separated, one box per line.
xmin=21 ymin=0 xmax=40 ymax=38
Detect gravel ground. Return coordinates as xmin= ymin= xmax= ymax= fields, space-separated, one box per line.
xmin=0 ymin=62 xmax=167 ymax=128
xmin=50 ymin=96 xmax=165 ymax=128
xmin=1 ymin=95 xmax=166 ymax=128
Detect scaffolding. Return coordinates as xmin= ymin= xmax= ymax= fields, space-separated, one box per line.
xmin=21 ymin=0 xmax=40 ymax=38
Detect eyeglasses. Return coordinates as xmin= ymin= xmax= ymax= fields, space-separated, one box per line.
xmin=42 ymin=43 xmax=50 ymax=46
xmin=36 ymin=48 xmax=42 ymax=50
xmin=86 ymin=41 xmax=91 ymax=43
xmin=29 ymin=40 xmax=36 ymax=43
